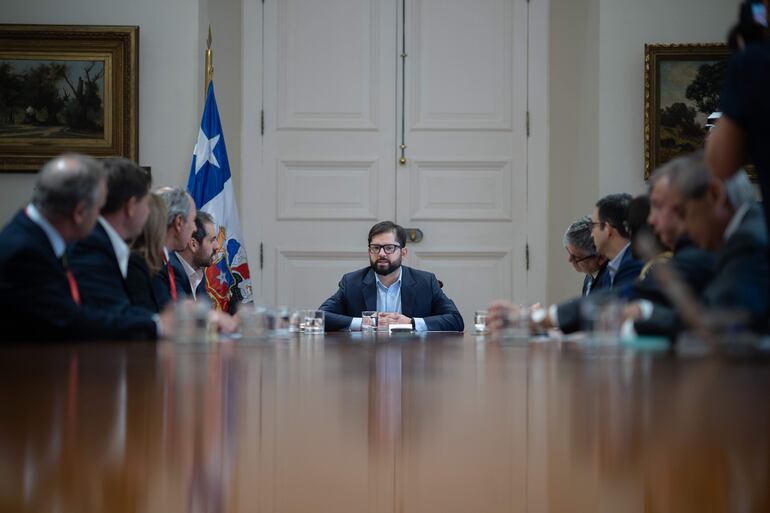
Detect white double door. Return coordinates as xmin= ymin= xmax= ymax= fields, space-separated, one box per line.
xmin=246 ymin=0 xmax=529 ymax=325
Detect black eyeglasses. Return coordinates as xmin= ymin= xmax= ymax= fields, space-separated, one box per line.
xmin=567 ymin=251 xmax=596 ymax=264
xmin=368 ymin=244 xmax=402 ymax=255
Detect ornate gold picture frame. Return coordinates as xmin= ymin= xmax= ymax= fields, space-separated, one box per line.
xmin=644 ymin=43 xmax=730 ymax=180
xmin=0 ymin=24 xmax=138 ymax=172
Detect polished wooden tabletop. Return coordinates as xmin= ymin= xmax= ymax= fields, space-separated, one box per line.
xmin=1 ymin=332 xmax=769 ymax=513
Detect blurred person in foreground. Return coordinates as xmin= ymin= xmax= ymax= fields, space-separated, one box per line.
xmin=627 ymin=152 xmax=767 ymax=336
xmin=0 ymin=154 xmax=163 ymax=341
xmin=707 ymin=0 xmax=770 ymax=230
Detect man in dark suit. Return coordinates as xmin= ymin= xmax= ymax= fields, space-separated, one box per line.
xmin=0 ymin=154 xmax=160 ymax=342
xmin=553 ymin=165 xmax=717 ymax=334
xmin=499 ymin=193 xmax=644 ymax=333
xmin=630 ymin=153 xmax=768 ymax=336
xmin=562 ymin=215 xmax=609 ymax=296
xmin=153 ymin=187 xmax=197 ymax=307
xmin=175 ymin=211 xmax=219 ymax=301
xmin=589 ymin=193 xmax=644 ymax=290
xmin=319 ymin=221 xmax=464 ymax=332
xmin=69 ymin=158 xmax=156 ymax=316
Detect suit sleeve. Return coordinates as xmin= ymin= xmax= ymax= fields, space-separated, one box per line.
xmin=422 ymin=275 xmax=464 ymax=332
xmin=2 ymin=246 xmax=156 ymax=342
xmin=318 ymin=278 xmax=355 ymax=331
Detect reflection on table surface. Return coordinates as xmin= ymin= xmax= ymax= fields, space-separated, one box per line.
xmin=0 ymin=333 xmax=768 ymax=513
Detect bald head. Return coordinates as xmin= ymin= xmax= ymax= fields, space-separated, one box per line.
xmin=32 ymin=154 xmax=104 ymax=222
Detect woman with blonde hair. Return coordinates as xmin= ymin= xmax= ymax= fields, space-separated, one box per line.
xmin=126 ymin=192 xmax=167 ymax=313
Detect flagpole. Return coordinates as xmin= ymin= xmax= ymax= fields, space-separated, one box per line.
xmin=205 ymin=24 xmax=214 ymax=98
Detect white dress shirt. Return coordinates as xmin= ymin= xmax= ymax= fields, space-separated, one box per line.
xmin=176 ymin=252 xmax=204 ymax=300
xmin=25 ymin=204 xmax=66 ymax=258
xmin=98 ymin=217 xmax=130 ymax=278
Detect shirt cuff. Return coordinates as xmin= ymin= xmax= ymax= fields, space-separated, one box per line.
xmin=414 ymin=318 xmax=427 ymax=332
xmin=349 ymin=317 xmax=363 ymax=331
xmin=152 ymin=314 xmax=163 ymax=338
xmin=548 ymin=304 xmax=559 ymax=328
xmin=638 ymin=300 xmax=654 ymax=320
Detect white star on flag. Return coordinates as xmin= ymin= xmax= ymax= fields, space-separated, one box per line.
xmin=217 ymin=271 xmax=228 ymax=286
xmin=193 ymin=128 xmax=221 ymax=173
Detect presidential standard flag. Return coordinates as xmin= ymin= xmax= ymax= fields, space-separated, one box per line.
xmin=188 ymin=81 xmax=252 ymax=310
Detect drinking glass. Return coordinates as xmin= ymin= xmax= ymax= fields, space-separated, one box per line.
xmin=502 ymin=305 xmax=530 ymax=340
xmin=362 ymin=311 xmax=378 ymax=332
xmin=300 ymin=310 xmax=325 ymax=333
xmin=474 ymin=310 xmax=488 ymax=334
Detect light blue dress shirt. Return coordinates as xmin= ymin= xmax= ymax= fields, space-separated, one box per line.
xmin=349 ymin=268 xmax=427 ymax=331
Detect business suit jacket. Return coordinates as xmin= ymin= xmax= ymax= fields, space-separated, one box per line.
xmin=640 ymin=202 xmax=769 ymax=337
xmin=152 ymin=250 xmax=191 ymax=308
xmin=0 ymin=211 xmax=157 ymax=342
xmin=126 ymin=252 xmax=161 ymax=313
xmin=319 ymin=266 xmax=464 ymax=332
xmin=556 ymin=246 xmax=644 ymax=333
xmin=581 ymin=262 xmax=609 ymax=296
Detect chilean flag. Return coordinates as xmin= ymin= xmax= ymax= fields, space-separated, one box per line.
xmin=187 ymin=81 xmax=252 ymax=310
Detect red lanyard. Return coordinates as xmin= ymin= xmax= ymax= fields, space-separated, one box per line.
xmin=165 ymin=255 xmax=177 ymax=302
xmin=60 ymin=253 xmax=81 ymax=306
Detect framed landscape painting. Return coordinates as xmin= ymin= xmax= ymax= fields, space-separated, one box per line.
xmin=0 ymin=24 xmax=138 ymax=172
xmin=644 ymin=43 xmax=730 ymax=180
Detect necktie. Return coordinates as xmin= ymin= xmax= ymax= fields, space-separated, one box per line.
xmin=60 ymin=253 xmax=81 ymax=306
xmin=164 ymin=254 xmax=178 ymax=302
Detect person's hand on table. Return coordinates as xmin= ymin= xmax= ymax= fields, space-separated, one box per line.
xmin=378 ymin=312 xmax=411 ymax=327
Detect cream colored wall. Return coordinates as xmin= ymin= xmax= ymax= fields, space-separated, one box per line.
xmin=546 ymin=0 xmax=741 ymax=304
xmin=0 ymin=0 xmax=242 ymax=224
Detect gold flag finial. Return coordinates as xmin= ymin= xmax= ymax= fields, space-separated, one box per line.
xmin=204 ymin=24 xmax=214 ymax=97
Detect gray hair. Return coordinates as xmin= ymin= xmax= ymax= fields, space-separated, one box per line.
xmin=724 ymin=169 xmax=756 ymax=208
xmin=668 ymin=151 xmax=757 ymax=209
xmin=668 ymin=151 xmax=711 ymax=202
xmin=157 ymin=187 xmax=193 ymax=227
xmin=563 ymin=215 xmax=596 ymax=255
xmin=32 ymin=153 xmax=104 ymax=221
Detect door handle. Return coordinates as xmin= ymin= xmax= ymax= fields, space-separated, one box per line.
xmin=405 ymin=228 xmax=423 ymax=243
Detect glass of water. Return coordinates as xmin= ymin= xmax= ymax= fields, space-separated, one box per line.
xmin=300 ymin=309 xmax=325 ymax=333
xmin=474 ymin=310 xmax=488 ymax=334
xmin=502 ymin=304 xmax=530 ymax=340
xmin=362 ymin=310 xmax=378 ymax=332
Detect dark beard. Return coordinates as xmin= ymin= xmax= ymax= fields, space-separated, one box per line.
xmin=370 ymin=258 xmax=401 ymax=276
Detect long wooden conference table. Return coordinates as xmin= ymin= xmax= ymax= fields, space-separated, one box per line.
xmin=1 ymin=332 xmax=768 ymax=512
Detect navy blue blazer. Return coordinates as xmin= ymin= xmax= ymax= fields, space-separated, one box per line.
xmin=69 ymin=222 xmax=157 ymax=318
xmin=0 ymin=211 xmax=157 ymax=342
xmin=319 ymin=266 xmax=464 ymax=332
xmin=556 ymin=245 xmax=644 ymax=334
xmin=152 ymin=250 xmax=192 ymax=308
xmin=125 ymin=252 xmax=161 ymax=313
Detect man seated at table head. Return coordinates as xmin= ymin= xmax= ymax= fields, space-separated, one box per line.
xmin=319 ymin=221 xmax=464 ymax=332
xmin=175 ymin=211 xmax=219 ymax=302
xmin=153 ymin=187 xmax=197 ymax=307
xmin=68 ymin=157 xmax=153 ymax=310
xmin=563 ymin=215 xmax=608 ymax=296
xmin=0 ymin=154 xmax=159 ymax=341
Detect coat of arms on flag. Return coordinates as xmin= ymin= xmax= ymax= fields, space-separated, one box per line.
xmin=188 ymin=81 xmax=252 ymax=311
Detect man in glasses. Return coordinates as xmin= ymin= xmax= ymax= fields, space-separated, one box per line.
xmin=563 ymin=216 xmax=608 ymax=296
xmin=319 ymin=221 xmax=464 ymax=332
